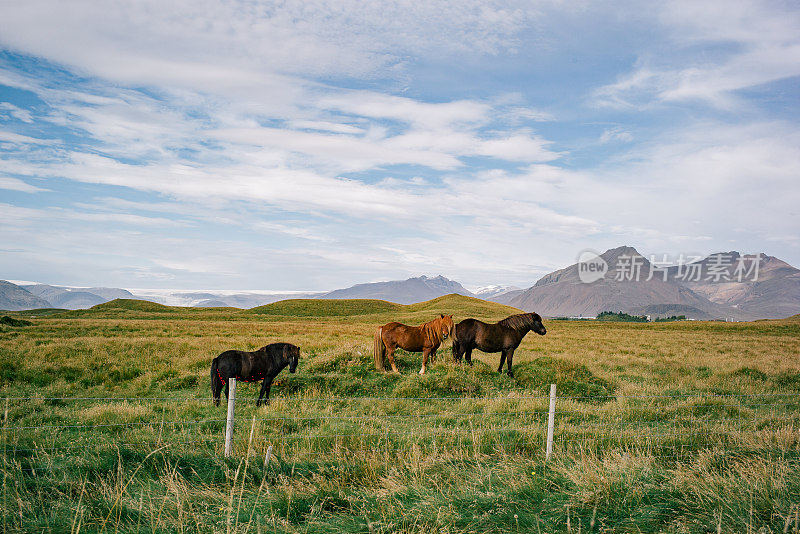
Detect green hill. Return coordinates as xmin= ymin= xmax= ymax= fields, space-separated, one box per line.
xmin=2 ymin=308 xmax=68 ymax=317
xmin=247 ymin=298 xmax=401 ymax=317
xmin=245 ymin=294 xmax=522 ymax=320
xmin=405 ymin=294 xmax=522 ymax=320
xmin=63 ymin=294 xmax=524 ymax=321
xmin=66 ymin=298 xmax=237 ymax=318
xmin=91 ymin=298 xmax=177 ymax=312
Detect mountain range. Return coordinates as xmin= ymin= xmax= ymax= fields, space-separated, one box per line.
xmin=2 ymin=246 xmax=798 ymax=319
xmin=492 ymin=246 xmax=800 ymax=320
xmin=0 ymin=280 xmax=51 ymax=311
xmin=316 ymin=275 xmax=474 ymax=304
xmin=21 ymin=284 xmax=136 ymax=310
xmin=473 ymin=285 xmax=521 ymax=300
xmin=664 ymin=252 xmax=800 ymax=320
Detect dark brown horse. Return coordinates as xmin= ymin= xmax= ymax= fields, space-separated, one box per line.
xmin=211 ymin=342 xmax=299 ymax=406
xmin=452 ymin=313 xmax=546 ymax=377
xmin=374 ymin=314 xmax=454 ymax=374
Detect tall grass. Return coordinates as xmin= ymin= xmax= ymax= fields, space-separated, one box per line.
xmin=1 ymin=296 xmax=799 ymax=532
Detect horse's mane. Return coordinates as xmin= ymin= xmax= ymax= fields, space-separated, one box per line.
xmin=497 ymin=313 xmax=537 ymax=331
xmin=421 ymin=316 xmax=450 ymax=345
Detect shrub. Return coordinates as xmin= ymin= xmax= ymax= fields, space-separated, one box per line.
xmin=0 ymin=316 xmax=33 ymax=327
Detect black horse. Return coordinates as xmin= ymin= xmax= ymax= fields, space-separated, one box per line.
xmin=211 ymin=342 xmax=299 ymax=407
xmin=452 ymin=313 xmax=546 ymax=377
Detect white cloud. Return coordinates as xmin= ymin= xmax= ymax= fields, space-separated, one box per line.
xmin=599 ymin=128 xmax=633 ymax=144
xmin=207 ymin=126 xmax=463 ymax=171
xmin=503 ymin=106 xmax=555 ymax=123
xmin=3 ymin=67 xmax=796 ymax=285
xmin=475 ymin=132 xmax=560 ymax=161
xmin=0 ymin=131 xmax=56 ymax=145
xmin=0 ymin=102 xmax=33 ymax=122
xmin=0 ymin=0 xmax=532 ymax=90
xmin=0 ymin=202 xmax=186 ymax=228
xmin=320 ymin=93 xmax=491 ymax=130
xmin=288 ymin=120 xmax=364 ymax=135
xmin=253 ymin=221 xmax=335 ymax=243
xmin=2 ymin=118 xmax=798 ymax=288
xmin=0 ymin=177 xmax=49 ymax=193
xmin=593 ymin=0 xmax=800 ymax=109
xmin=0 ymin=63 xmax=562 ymax=184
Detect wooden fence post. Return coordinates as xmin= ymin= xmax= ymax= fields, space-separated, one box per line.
xmin=224 ymin=378 xmax=236 ymax=457
xmin=546 ymin=383 xmax=556 ymax=460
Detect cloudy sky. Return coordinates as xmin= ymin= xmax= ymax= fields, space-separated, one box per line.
xmin=0 ymin=0 xmax=798 ymax=291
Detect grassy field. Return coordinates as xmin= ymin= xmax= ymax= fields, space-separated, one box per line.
xmin=1 ymin=294 xmax=799 ymax=533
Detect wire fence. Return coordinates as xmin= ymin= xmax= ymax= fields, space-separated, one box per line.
xmin=3 ymin=388 xmax=799 ymax=473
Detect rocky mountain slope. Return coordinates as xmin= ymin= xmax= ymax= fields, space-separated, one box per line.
xmin=663 ymin=252 xmax=800 ymax=319
xmin=0 ymin=281 xmax=53 ymax=311
xmin=500 ymin=247 xmax=747 ymax=319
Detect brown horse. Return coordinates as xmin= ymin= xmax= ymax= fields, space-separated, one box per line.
xmin=374 ymin=314 xmax=454 ymax=374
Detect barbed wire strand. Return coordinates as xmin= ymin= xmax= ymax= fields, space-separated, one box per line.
xmin=4 ymin=391 xmax=798 ymax=402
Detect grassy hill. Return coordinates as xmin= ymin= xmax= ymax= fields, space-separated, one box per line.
xmin=56 ymin=294 xmax=523 ymax=322
xmin=92 ymin=298 xmax=179 ymax=312
xmin=2 ymin=307 xmax=68 ymax=317
xmin=64 ymin=298 xmax=242 ymax=319
xmin=247 ymin=298 xmax=401 ymax=316
xmin=403 ymin=293 xmax=521 ymax=320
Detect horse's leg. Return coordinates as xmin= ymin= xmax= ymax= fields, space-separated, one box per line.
xmin=211 ymin=369 xmax=221 ymax=406
xmin=452 ymin=339 xmax=462 ymax=363
xmin=465 ymin=347 xmax=473 ymax=366
xmin=386 ymin=346 xmax=400 ymax=374
xmin=506 ymin=349 xmax=515 ymax=378
xmin=213 ymin=379 xmax=222 ymax=406
xmin=257 ymin=378 xmax=273 ymax=407
xmin=498 ymin=350 xmax=507 ymax=373
xmin=224 ymin=379 xmax=230 ymax=400
xmin=420 ymin=348 xmax=431 ymax=374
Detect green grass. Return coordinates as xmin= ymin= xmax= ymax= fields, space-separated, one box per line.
xmin=0 ymin=315 xmax=33 ymax=327
xmin=1 ymin=295 xmax=800 ymax=532
xmin=0 ymin=308 xmax=68 ymax=317
xmin=247 ymin=298 xmax=401 ymax=316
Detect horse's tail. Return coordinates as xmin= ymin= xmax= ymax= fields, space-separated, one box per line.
xmin=210 ymin=357 xmax=222 ymax=404
xmin=374 ymin=326 xmax=386 ymax=371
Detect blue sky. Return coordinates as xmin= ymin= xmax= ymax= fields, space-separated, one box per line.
xmin=0 ymin=0 xmax=798 ymax=291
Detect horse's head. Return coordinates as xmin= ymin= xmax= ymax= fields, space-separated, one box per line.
xmin=530 ymin=313 xmax=547 ymax=335
xmin=287 ymin=344 xmax=300 ymax=373
xmin=438 ymin=314 xmax=454 ymax=340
